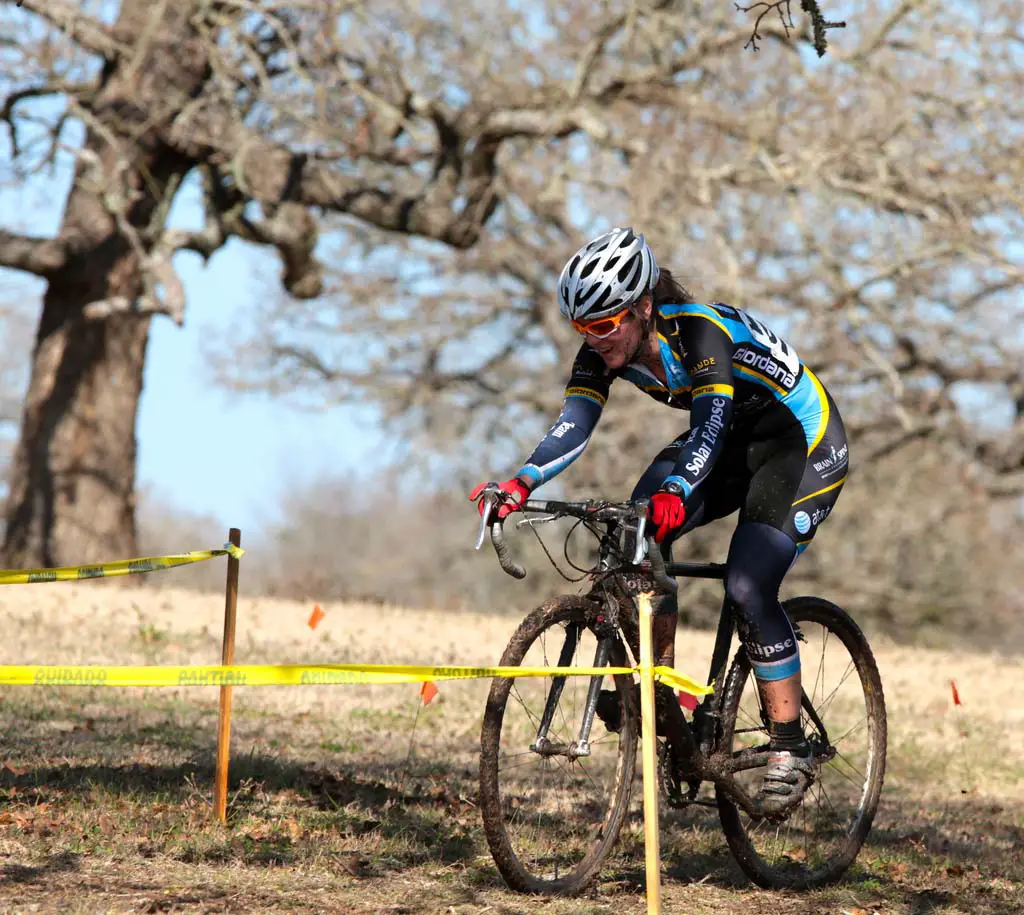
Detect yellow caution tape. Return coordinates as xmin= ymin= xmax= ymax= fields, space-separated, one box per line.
xmin=0 ymin=544 xmax=245 ymax=585
xmin=653 ymin=666 xmax=713 ymax=697
xmin=0 ymin=662 xmax=712 ymax=696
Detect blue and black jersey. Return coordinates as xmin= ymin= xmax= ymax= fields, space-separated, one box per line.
xmin=517 ymin=302 xmax=835 ymax=505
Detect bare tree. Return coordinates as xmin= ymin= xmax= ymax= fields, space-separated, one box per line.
xmin=218 ymin=0 xmax=1023 ymax=634
xmin=229 ymin=0 xmax=1023 ymax=498
xmin=1 ymin=0 xmax=634 ymax=565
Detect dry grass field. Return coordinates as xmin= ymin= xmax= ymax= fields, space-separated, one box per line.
xmin=0 ymin=580 xmax=1021 ymax=914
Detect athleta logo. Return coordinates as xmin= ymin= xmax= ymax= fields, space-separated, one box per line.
xmin=550 ymin=421 xmax=576 ymax=439
xmin=683 ymin=397 xmax=727 ymax=476
xmin=734 ymin=346 xmax=797 ymax=390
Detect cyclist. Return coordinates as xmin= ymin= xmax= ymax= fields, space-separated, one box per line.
xmin=470 ymin=227 xmax=849 ymax=814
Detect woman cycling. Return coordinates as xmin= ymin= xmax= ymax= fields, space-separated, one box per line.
xmin=470 ymin=227 xmax=849 ymax=813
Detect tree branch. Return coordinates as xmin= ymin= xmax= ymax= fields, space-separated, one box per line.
xmin=16 ymin=0 xmax=125 ymax=60
xmin=233 ymin=203 xmax=323 ymax=299
xmin=81 ymin=292 xmax=182 ymax=325
xmin=854 ymin=424 xmax=938 ymax=465
xmin=0 ymin=230 xmax=69 ymax=275
xmin=1 ymin=80 xmax=96 ymax=158
xmin=166 ymin=118 xmax=500 ymax=248
xmin=160 ymin=167 xmax=323 ymax=299
xmin=735 ymin=0 xmax=846 ymax=56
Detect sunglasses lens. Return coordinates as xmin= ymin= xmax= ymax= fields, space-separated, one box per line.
xmin=587 ymin=319 xmax=618 ymax=336
xmin=573 ymin=312 xmax=628 ymax=337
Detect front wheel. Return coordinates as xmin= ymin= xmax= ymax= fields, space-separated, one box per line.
xmin=716 ymin=596 xmax=888 ymax=888
xmin=479 ymin=596 xmax=638 ymax=895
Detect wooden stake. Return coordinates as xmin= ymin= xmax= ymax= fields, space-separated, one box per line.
xmin=637 ymin=592 xmax=662 ymax=915
xmin=214 ymin=527 xmax=241 ymax=824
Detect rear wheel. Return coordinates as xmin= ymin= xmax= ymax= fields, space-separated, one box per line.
xmin=717 ymin=596 xmax=887 ymax=888
xmin=479 ymin=596 xmax=638 ymax=895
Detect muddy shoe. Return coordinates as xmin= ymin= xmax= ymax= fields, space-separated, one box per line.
xmin=595 ymin=689 xmax=623 ymax=733
xmin=595 ymin=683 xmax=679 ymax=737
xmin=756 ymin=745 xmax=815 ymax=816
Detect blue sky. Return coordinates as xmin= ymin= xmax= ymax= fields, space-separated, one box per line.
xmin=138 ymin=234 xmax=388 ymax=532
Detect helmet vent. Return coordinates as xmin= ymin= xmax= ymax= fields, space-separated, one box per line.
xmin=590 ymin=286 xmax=614 ymax=312
xmin=617 ymin=256 xmax=639 ymax=284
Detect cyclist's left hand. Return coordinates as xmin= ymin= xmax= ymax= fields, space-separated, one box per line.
xmin=649 ymin=490 xmax=686 ymax=543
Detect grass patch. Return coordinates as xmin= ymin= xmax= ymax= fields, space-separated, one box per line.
xmin=0 ymin=586 xmax=1021 ymax=913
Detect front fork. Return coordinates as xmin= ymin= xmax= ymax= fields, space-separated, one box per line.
xmin=531 ymin=623 xmax=615 ymax=760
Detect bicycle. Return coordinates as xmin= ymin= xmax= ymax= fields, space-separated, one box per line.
xmin=473 ymin=485 xmax=887 ymax=895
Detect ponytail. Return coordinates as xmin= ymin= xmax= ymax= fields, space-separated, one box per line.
xmin=651 ymin=268 xmax=695 ymax=307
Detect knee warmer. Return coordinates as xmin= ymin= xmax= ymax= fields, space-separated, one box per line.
xmin=725 ymin=524 xmax=800 ymax=682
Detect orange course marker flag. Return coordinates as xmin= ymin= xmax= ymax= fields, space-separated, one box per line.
xmin=950 ymin=680 xmax=961 ymax=706
xmin=308 ymin=604 xmax=326 ymax=630
xmin=420 ymin=681 xmax=439 ymax=706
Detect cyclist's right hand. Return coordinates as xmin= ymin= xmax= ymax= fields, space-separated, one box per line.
xmin=469 ymin=478 xmax=531 ymax=520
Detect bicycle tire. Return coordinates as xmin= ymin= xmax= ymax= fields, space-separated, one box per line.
xmin=479 ymin=595 xmax=639 ymax=895
xmin=716 ymin=596 xmax=887 ymax=888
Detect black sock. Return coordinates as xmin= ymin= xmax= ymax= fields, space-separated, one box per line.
xmin=768 ymin=718 xmax=806 ymax=750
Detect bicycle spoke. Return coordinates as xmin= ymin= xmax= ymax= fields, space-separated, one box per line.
xmin=824 ymin=750 xmax=868 ymax=788
xmin=812 ymin=661 xmax=858 ymax=721
xmin=828 ymin=716 xmax=867 ymax=748
xmin=717 ymin=600 xmax=886 ymax=889
xmin=480 ymin=601 xmax=637 ymax=895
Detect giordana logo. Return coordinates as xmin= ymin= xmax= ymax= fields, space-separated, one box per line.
xmin=794 ymin=511 xmax=811 ymax=535
xmin=550 ymin=421 xmax=576 ymax=439
xmin=734 ymin=346 xmax=798 ymax=390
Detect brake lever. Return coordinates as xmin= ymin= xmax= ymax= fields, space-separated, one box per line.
xmin=473 ymin=484 xmax=502 ymax=550
xmin=632 ymin=514 xmax=648 ymax=565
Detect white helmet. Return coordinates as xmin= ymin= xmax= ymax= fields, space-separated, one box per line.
xmin=557 ymin=227 xmax=660 ymax=322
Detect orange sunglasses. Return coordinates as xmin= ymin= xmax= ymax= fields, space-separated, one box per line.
xmin=570 ymin=308 xmax=632 ymax=339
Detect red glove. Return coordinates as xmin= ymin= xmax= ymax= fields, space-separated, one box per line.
xmin=649 ymin=489 xmax=686 ymax=543
xmin=469 ymin=478 xmax=531 ymax=520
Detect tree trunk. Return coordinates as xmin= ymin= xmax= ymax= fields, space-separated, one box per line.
xmin=2 ymin=309 xmax=149 ymax=568
xmin=2 ymin=1 xmax=205 ymax=568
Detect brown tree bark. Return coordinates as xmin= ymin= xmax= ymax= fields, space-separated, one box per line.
xmin=3 ymin=311 xmax=149 ymax=567
xmin=2 ymin=1 xmax=204 ymax=566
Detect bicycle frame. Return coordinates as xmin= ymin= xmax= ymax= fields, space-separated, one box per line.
xmin=472 ymin=487 xmax=835 ymax=819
